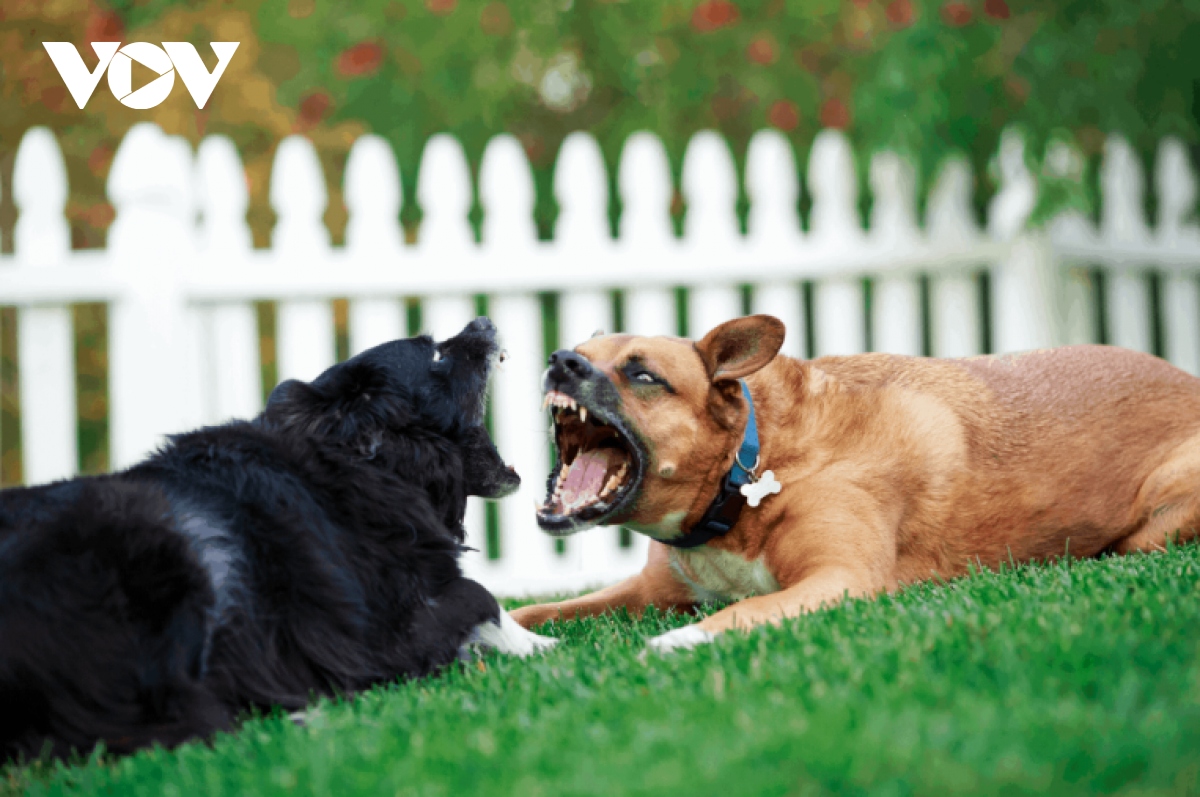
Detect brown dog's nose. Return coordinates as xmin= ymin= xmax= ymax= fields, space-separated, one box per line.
xmin=547 ymin=350 xmax=593 ymax=380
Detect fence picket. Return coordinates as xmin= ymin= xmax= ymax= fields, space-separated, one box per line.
xmin=683 ymin=131 xmax=743 ymax=337
xmin=107 ymin=124 xmax=194 ymax=469
xmin=927 ymin=157 xmax=983 ymax=357
xmin=809 ymin=131 xmax=866 ymax=355
xmin=870 ymin=151 xmax=922 ymax=355
xmin=271 ymin=136 xmax=336 ymax=381
xmin=345 ymin=135 xmax=405 ymax=355
xmin=1156 ymin=138 xmax=1200 ymax=375
xmin=1101 ymin=134 xmax=1153 ymax=354
xmin=619 ymin=133 xmax=678 ymax=341
xmin=196 ymin=135 xmax=262 ymax=422
xmin=988 ymin=129 xmax=1059 ymax=353
xmin=13 ymin=128 xmax=77 ymax=484
xmin=480 ymin=135 xmax=559 ymax=594
xmin=1043 ymin=141 xmax=1099 ymax=348
xmin=745 ymin=129 xmax=806 ymax=358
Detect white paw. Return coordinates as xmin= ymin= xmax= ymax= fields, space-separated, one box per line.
xmin=469 ymin=610 xmax=559 ymax=658
xmin=646 ymin=625 xmax=715 ymax=654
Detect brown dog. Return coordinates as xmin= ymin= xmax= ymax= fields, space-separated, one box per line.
xmin=511 ymin=314 xmax=1200 ymax=652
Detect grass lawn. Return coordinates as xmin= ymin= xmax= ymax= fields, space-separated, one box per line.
xmin=6 ymin=544 xmax=1200 ymax=796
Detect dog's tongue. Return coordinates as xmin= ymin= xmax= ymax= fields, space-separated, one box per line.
xmin=561 ymin=449 xmax=617 ymax=506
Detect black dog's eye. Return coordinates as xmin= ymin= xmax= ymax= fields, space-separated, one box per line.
xmin=432 ymin=349 xmax=443 ymax=363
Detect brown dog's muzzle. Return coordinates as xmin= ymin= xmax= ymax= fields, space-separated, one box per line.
xmin=535 ymin=349 xmax=648 ymax=535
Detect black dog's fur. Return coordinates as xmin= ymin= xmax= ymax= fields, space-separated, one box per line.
xmin=0 ymin=318 xmax=521 ymax=762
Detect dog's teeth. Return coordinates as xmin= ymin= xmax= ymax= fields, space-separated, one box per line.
xmin=569 ymin=399 xmax=577 ymax=411
xmin=542 ymin=395 xmax=551 ymax=411
xmin=602 ymin=474 xmax=620 ymax=497
xmin=580 ymin=407 xmax=587 ymax=423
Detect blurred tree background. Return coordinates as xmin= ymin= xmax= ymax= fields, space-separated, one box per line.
xmin=0 ymin=0 xmax=1198 ymax=480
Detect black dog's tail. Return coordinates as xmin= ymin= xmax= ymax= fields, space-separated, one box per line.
xmin=0 ymin=481 xmax=231 ymax=763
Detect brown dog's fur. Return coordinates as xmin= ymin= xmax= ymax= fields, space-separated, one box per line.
xmin=512 ymin=315 xmax=1200 ymax=639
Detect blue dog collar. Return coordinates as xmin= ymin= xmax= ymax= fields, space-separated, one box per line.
xmin=664 ymin=380 xmax=760 ymax=549
xmin=729 ymin=380 xmax=760 ymax=488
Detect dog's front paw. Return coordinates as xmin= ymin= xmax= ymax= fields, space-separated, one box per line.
xmin=509 ymin=603 xmax=560 ymax=630
xmin=468 ymin=611 xmax=559 ymax=658
xmin=645 ymin=625 xmax=715 ymax=654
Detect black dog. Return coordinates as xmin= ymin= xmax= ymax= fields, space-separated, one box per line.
xmin=0 ymin=317 xmax=554 ymax=762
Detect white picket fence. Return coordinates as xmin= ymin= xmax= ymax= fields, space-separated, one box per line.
xmin=1 ymin=122 xmax=1199 ymax=596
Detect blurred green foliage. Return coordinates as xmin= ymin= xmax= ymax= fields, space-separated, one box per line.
xmin=4 ymin=0 xmax=1199 ymax=248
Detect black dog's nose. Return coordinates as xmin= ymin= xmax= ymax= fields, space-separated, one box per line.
xmin=547 ymin=350 xmax=593 ymax=379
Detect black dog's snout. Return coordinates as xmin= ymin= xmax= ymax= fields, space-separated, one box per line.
xmin=548 ymin=350 xmax=593 ymax=380
xmin=466 ymin=316 xmax=495 ymax=334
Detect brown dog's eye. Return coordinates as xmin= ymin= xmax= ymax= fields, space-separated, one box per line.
xmin=621 ymin=362 xmax=672 ymax=392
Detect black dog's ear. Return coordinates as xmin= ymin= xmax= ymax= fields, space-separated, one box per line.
xmin=262 ymin=379 xmax=314 ymax=430
xmin=266 ymin=379 xmax=305 ymax=408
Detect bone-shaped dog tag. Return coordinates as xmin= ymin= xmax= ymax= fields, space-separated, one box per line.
xmin=740 ymin=470 xmax=781 ymax=508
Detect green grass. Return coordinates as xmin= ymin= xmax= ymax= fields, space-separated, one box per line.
xmin=7 ymin=545 xmax=1200 ymax=797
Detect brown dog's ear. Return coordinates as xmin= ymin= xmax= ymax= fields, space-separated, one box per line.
xmin=695 ymin=315 xmax=786 ymax=382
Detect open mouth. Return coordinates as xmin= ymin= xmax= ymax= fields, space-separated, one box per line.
xmin=535 ymin=389 xmax=644 ymax=534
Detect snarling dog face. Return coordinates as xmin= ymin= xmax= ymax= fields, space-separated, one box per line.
xmin=261 ymin=317 xmax=519 ymax=508
xmin=535 ymin=316 xmax=785 ymax=538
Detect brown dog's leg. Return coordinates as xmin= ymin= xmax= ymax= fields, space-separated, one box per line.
xmin=510 ymin=542 xmax=696 ymax=629
xmin=1113 ymin=434 xmax=1200 ymax=554
xmin=645 ymin=566 xmax=883 ymax=652
xmin=691 ymin=567 xmax=880 ymax=635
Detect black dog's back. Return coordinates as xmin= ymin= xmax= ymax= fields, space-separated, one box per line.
xmin=0 ymin=479 xmax=231 ymax=759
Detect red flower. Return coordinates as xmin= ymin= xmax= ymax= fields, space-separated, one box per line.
xmin=746 ymin=35 xmax=776 ymax=65
xmin=480 ymin=2 xmax=512 ymax=35
xmin=941 ymin=2 xmax=972 ymax=26
xmin=336 ymin=41 xmax=384 ymax=78
xmin=40 ymin=85 xmax=68 ymax=113
xmin=794 ymin=46 xmax=823 ymax=72
xmin=691 ymin=0 xmax=740 ymax=33
xmin=88 ymin=144 xmax=114 ymax=177
xmin=984 ymin=0 xmax=1010 ymax=19
xmin=819 ymin=98 xmax=851 ymax=129
xmin=78 ymin=202 xmax=115 ymax=229
xmin=84 ymin=8 xmax=124 ymax=42
xmin=767 ymin=99 xmax=799 ymax=132
xmin=426 ymin=0 xmax=456 ymax=14
xmin=519 ymin=133 xmax=546 ymax=165
xmin=297 ymin=91 xmax=332 ymax=129
xmin=1004 ymin=75 xmax=1030 ymax=103
xmin=886 ymin=0 xmax=915 ymax=28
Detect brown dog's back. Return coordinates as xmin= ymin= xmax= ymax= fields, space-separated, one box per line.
xmin=791 ymin=345 xmax=1200 ymax=574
